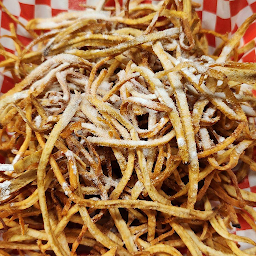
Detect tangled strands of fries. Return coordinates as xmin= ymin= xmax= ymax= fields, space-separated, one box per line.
xmin=1 ymin=0 xmax=256 ymax=255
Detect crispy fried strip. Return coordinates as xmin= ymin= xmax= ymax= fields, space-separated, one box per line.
xmin=131 ymin=64 xmax=189 ymax=163
xmin=153 ymin=41 xmax=199 ymax=209
xmin=170 ymin=222 xmax=203 ymax=256
xmin=87 ymin=129 xmax=175 ymax=148
xmin=37 ymin=93 xmax=81 ymax=256
xmin=68 ymin=28 xmax=179 ymax=59
xmin=0 ymin=54 xmax=91 ymax=101
xmin=217 ymin=13 xmax=256 ymax=63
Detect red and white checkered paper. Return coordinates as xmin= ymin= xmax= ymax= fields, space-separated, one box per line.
xmin=0 ymin=0 xmax=256 ymax=252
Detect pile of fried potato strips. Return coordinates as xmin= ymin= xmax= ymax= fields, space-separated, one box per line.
xmin=1 ymin=0 xmax=256 ymax=255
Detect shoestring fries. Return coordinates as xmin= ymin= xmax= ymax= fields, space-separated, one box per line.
xmin=0 ymin=0 xmax=256 ymax=255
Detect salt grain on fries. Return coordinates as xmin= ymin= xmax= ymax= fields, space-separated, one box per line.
xmin=0 ymin=0 xmax=256 ymax=255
